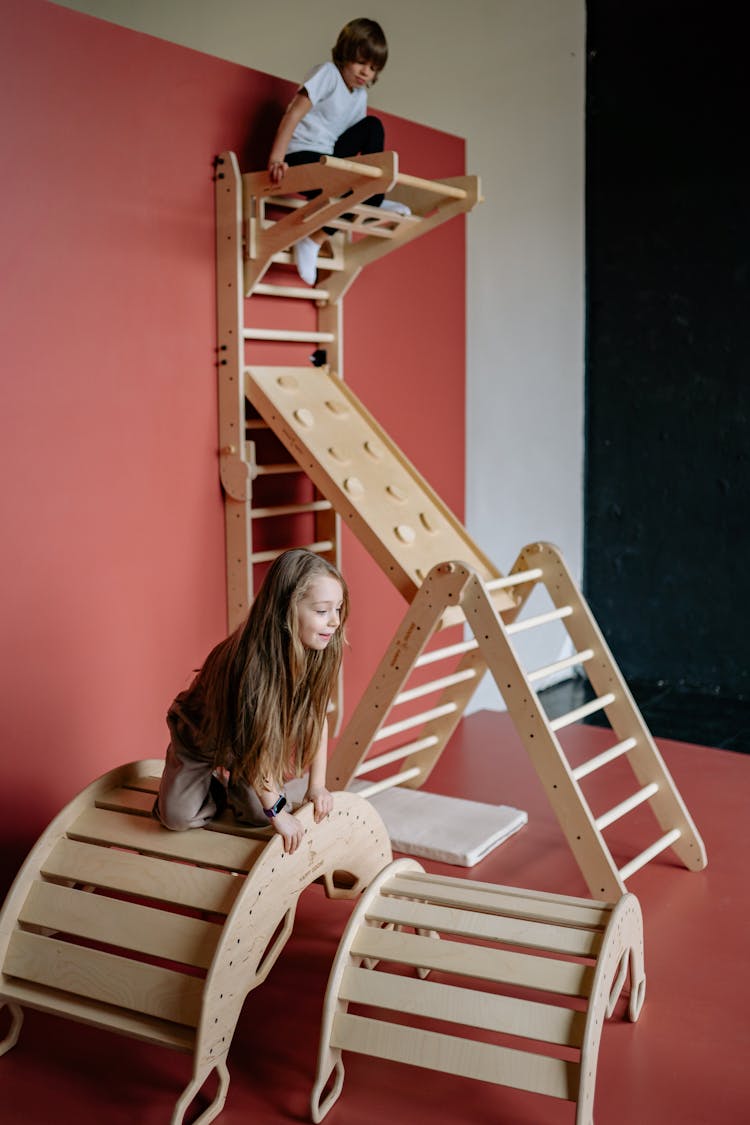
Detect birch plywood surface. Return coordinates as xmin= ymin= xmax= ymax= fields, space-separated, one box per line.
xmin=0 ymin=760 xmax=392 ymax=1124
xmin=245 ymin=366 xmax=510 ymax=607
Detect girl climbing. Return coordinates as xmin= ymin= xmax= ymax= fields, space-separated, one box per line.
xmin=267 ymin=16 xmax=410 ymax=285
xmin=154 ymin=548 xmax=348 ymax=854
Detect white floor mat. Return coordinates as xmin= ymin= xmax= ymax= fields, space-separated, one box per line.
xmin=350 ymin=782 xmax=528 ymax=867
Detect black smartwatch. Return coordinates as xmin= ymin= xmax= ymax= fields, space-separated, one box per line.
xmin=263 ymin=794 xmax=287 ymax=819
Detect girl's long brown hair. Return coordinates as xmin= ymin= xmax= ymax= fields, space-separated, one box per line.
xmin=182 ymin=550 xmax=348 ymax=787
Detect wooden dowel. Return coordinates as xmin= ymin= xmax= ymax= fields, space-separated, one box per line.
xmin=243 ymin=328 xmax=335 ymax=343
xmin=251 ymin=500 xmax=332 ymax=519
xmin=319 ymin=154 xmax=383 ymax=178
xmin=486 ymin=569 xmax=543 ymax=591
xmin=549 ymin=692 xmax=616 ymax=731
xmin=373 ymin=703 xmax=458 ymax=742
xmin=250 ymin=540 xmax=333 ymax=564
xmin=254 ymin=282 xmax=331 ymax=301
xmin=414 ymin=639 xmax=478 ymax=667
xmin=253 ymin=462 xmax=301 ymax=476
xmin=571 ymin=737 xmax=637 ymax=781
xmin=618 ymin=828 xmax=682 ymax=881
xmin=394 ymin=669 xmax=477 ymax=706
xmin=395 ymin=171 xmax=468 ymax=200
xmin=505 ymin=606 xmax=573 ymax=635
xmin=354 ymin=736 xmax=439 ymax=776
xmin=595 ymin=783 xmax=660 ymax=831
xmin=526 ymin=649 xmax=593 ymax=684
xmin=355 ymin=768 xmax=422 ymax=799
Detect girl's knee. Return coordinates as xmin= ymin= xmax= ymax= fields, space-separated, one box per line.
xmin=152 ymin=796 xmax=192 ymax=832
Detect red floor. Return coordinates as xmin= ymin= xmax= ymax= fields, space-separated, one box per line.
xmin=1 ymin=711 xmax=748 ymax=1124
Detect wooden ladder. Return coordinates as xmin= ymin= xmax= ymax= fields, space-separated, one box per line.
xmin=328 ymin=554 xmax=707 ymax=900
xmin=214 ymin=150 xmax=480 ymax=632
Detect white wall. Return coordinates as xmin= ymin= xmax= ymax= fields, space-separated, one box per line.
xmin=50 ymin=0 xmax=586 ymax=711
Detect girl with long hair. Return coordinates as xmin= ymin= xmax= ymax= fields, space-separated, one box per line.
xmin=154 ymin=548 xmax=348 ymax=854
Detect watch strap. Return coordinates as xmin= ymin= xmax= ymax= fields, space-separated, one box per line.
xmin=263 ymin=794 xmax=287 ymax=819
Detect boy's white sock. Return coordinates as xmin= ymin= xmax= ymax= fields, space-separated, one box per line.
xmin=380 ymin=199 xmax=412 ymax=216
xmin=294 ymin=236 xmax=321 ymax=285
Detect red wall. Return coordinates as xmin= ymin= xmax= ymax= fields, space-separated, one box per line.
xmin=0 ymin=0 xmax=466 ymax=864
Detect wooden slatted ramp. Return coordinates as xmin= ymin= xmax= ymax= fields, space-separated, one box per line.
xmin=311 ymin=858 xmax=646 ymax=1125
xmin=0 ymin=760 xmax=391 ymax=1125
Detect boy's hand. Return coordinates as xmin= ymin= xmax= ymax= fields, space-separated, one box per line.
xmin=306 ymin=785 xmax=333 ymax=823
xmin=268 ymin=158 xmax=288 ymax=185
xmin=270 ymin=808 xmax=304 ymax=853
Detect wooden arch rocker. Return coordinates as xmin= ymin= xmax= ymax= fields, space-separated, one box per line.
xmin=0 ymin=759 xmax=391 ymax=1124
xmin=311 ymin=857 xmax=646 ymax=1124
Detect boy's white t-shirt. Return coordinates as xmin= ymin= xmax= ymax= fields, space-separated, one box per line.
xmin=287 ymin=61 xmax=367 ymax=156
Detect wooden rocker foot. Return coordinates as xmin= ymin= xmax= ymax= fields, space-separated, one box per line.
xmin=0 ymin=1002 xmax=23 ymax=1057
xmin=171 ymin=1059 xmax=231 ymax=1125
xmin=310 ymin=1057 xmax=345 ymax=1124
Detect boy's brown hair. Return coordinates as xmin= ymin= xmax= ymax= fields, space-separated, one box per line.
xmin=332 ymin=17 xmax=388 ymax=80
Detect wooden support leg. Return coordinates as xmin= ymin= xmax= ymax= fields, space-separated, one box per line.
xmin=170 ymin=1058 xmax=231 ymax=1125
xmin=0 ymin=1002 xmax=23 ymax=1057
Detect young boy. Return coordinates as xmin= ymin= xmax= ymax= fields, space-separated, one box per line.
xmin=267 ymin=17 xmax=410 ymax=284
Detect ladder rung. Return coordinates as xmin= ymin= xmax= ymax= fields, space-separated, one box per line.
xmin=505 ymin=606 xmax=573 ymax=636
xmin=270 ymin=250 xmax=344 ymax=272
xmin=251 ymin=500 xmax=332 ymax=519
xmin=394 ymin=669 xmax=477 ymax=706
xmin=595 ymin=783 xmax=659 ymax=831
xmin=395 ymin=171 xmax=468 ymax=200
xmin=572 ymin=737 xmax=637 ymax=781
xmin=254 ymin=462 xmax=301 ymax=476
xmin=254 ymin=282 xmax=331 ymax=301
xmin=374 ymin=703 xmax=458 ymax=742
xmin=486 ymin=569 xmax=543 ymax=591
xmin=243 ymin=328 xmax=335 ymax=343
xmin=549 ymin=693 xmax=616 ymax=731
xmin=356 ymin=768 xmax=422 ymax=799
xmin=319 ymin=154 xmax=383 ymax=179
xmin=414 ymin=639 xmax=478 ymax=668
xmin=618 ymin=829 xmax=682 ymax=882
xmin=526 ymin=649 xmax=594 ymax=684
xmin=354 ymin=737 xmax=439 ymax=777
xmin=250 ymin=540 xmax=333 ymax=564
xmin=246 ymin=418 xmax=270 ymax=431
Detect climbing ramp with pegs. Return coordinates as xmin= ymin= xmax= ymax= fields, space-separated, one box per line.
xmin=0 ymin=760 xmax=391 ymax=1125
xmin=311 ymin=857 xmax=646 ymax=1125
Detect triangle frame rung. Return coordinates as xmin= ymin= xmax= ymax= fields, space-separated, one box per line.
xmin=595 ymin=782 xmax=660 ymax=831
xmin=618 ymin=829 xmax=682 ymax=882
xmin=572 ymin=737 xmax=637 ymax=781
xmin=549 ymin=693 xmax=616 ymax=731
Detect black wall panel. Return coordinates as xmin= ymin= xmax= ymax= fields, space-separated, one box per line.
xmin=585 ymin=1 xmax=748 ymax=697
